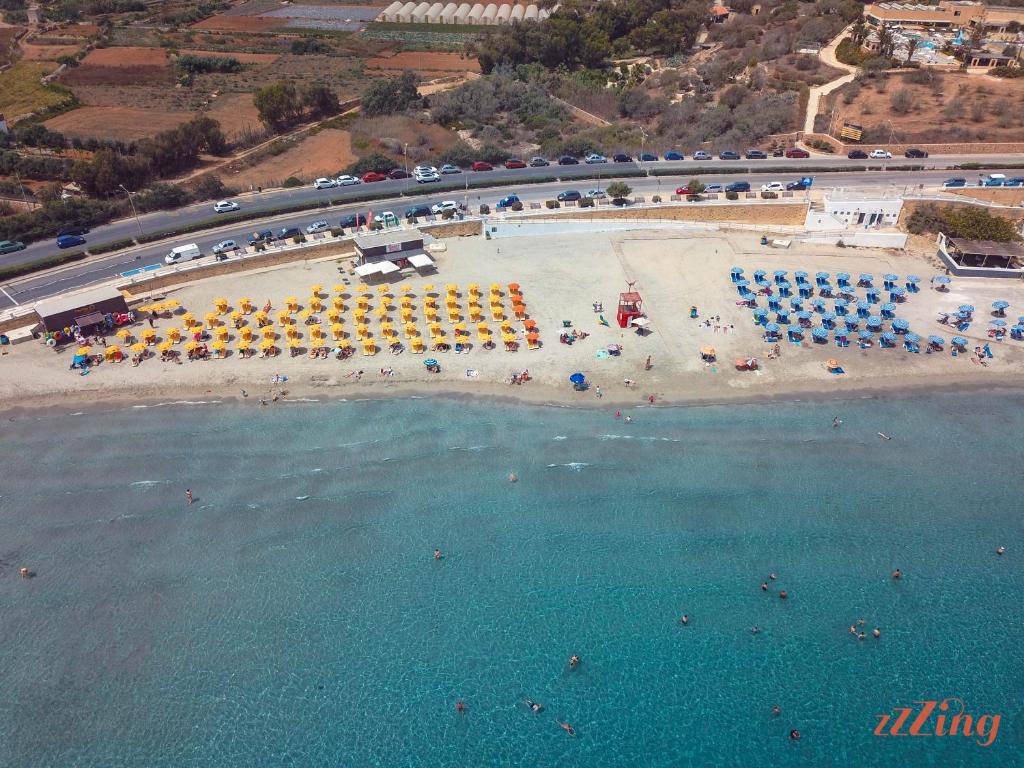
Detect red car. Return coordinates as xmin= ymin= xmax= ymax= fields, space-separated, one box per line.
xmin=785 ymin=148 xmax=810 ymax=158
xmin=504 ymin=158 xmax=527 ymax=169
xmin=361 ymin=171 xmax=386 ymax=183
xmin=471 ymin=161 xmax=493 ymax=172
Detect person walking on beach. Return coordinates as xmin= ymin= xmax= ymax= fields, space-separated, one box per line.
xmin=595 ymin=385 xmax=602 ymax=399
xmin=645 ymin=356 xmax=652 ymax=371
xmin=185 ymin=489 xmax=193 ymax=505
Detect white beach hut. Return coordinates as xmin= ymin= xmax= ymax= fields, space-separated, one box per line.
xmin=467 ymin=3 xmax=485 ymax=23
xmin=523 ymin=4 xmax=539 ymax=21
xmin=426 ymin=1 xmax=445 ymax=21
xmin=440 ymin=2 xmax=459 ymax=22
xmin=454 ymin=2 xmax=472 ymax=22
xmin=495 ymin=3 xmax=512 ymax=23
xmin=482 ymin=3 xmax=498 ymax=24
xmin=397 ymin=1 xmax=418 ymax=21
xmin=509 ymin=4 xmax=524 ymax=22
xmin=381 ymin=1 xmax=404 ymax=21
xmin=411 ymin=1 xmax=432 ymax=22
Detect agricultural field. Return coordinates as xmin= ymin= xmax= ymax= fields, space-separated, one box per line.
xmin=19 ymin=42 xmax=81 ymax=62
xmin=43 ymin=106 xmax=194 ymax=142
xmin=0 ymin=62 xmax=74 ymax=120
xmin=60 ymin=46 xmax=174 ymax=87
xmin=820 ymin=70 xmax=1024 ymax=145
xmin=366 ymin=50 xmax=479 ymax=76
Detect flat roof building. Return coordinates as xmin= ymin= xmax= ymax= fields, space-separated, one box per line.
xmin=864 ymin=1 xmax=1024 ymax=33
xmin=35 ymin=285 xmax=130 ymax=333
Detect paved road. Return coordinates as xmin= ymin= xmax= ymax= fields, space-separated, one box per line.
xmin=5 ymin=153 xmax=1019 ymax=269
xmin=0 ymin=165 xmax=1016 ymax=312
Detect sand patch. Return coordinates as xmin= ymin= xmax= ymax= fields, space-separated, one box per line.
xmin=20 ymin=43 xmax=80 ymax=61
xmin=366 ymin=51 xmax=479 ymax=73
xmin=227 ymin=129 xmax=356 ymax=189
xmin=179 ymin=49 xmax=280 ymax=64
xmin=44 ymin=105 xmax=192 ymax=142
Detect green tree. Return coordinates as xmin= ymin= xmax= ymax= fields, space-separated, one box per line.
xmin=605 ymin=181 xmax=632 ymax=200
xmin=254 ymin=81 xmax=303 ymax=129
xmin=361 ymin=71 xmax=420 ymax=117
xmin=304 ymin=82 xmax=340 ymax=117
xmin=687 ymin=178 xmax=706 ymax=194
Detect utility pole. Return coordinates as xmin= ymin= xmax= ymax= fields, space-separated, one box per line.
xmin=120 ymin=184 xmax=144 ymax=237
xmin=403 ymin=142 xmax=409 ymax=194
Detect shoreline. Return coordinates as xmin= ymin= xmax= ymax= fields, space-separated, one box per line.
xmin=4 ymin=367 xmax=1022 ymax=420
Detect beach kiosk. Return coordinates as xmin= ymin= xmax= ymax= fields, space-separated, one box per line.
xmin=352 ymin=230 xmax=435 ymax=279
xmin=35 ymin=285 xmax=130 ymax=337
xmin=616 ymin=289 xmax=644 ymax=328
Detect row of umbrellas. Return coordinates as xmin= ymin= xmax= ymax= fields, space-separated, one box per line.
xmin=731 ymin=268 xmax=926 ymax=289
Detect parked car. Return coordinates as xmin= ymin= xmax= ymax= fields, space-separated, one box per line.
xmin=278 ymin=227 xmax=301 ymax=240
xmin=504 ymin=158 xmax=527 ymax=169
xmin=361 ymin=171 xmax=386 ymax=183
xmin=213 ymin=200 xmax=239 ymax=213
xmin=0 ymin=240 xmax=26 ymax=254
xmin=691 ymin=150 xmax=711 ymax=161
xmin=212 ymin=239 xmax=238 ymax=254
xmin=339 ymin=213 xmax=367 ymax=229
xmin=413 ymin=168 xmax=440 ymax=183
xmin=439 ymin=164 xmax=462 ymax=174
xmin=336 ymin=175 xmax=361 ymax=186
xmin=725 ymin=181 xmax=751 ymax=192
xmin=904 ymin=148 xmax=929 ymax=158
xmin=675 ymin=185 xmax=698 ymax=195
xmin=586 ymin=188 xmax=606 ymax=199
xmin=557 ymin=189 xmax=582 ymax=202
xmin=529 ymin=157 xmax=550 ymax=167
xmin=57 ymin=226 xmax=89 ymax=237
xmin=404 ymin=205 xmax=432 ymax=220
xmin=704 ymin=183 xmax=724 ymax=193
xmin=374 ymin=211 xmax=399 ymax=227
xmin=584 ymin=153 xmax=607 ymax=164
xmin=639 ymin=152 xmax=659 ymax=161
xmin=869 ymin=149 xmax=892 ymax=159
xmin=313 ymin=177 xmax=338 ymax=189
xmin=719 ymin=150 xmax=740 ymax=160
xmin=431 ymin=200 xmax=459 ymax=215
xmin=664 ymin=150 xmax=685 ymax=160
xmin=980 ymin=173 xmax=1007 ymax=187
xmin=557 ymin=155 xmax=579 ymax=165
xmin=612 ymin=153 xmax=633 ymax=162
xmin=847 ymin=150 xmax=868 ymax=159
xmin=760 ymin=181 xmax=785 ymax=192
xmin=1003 ymin=177 xmax=1024 ymax=187
xmin=305 ymin=220 xmax=331 ymax=233
xmin=497 ymin=194 xmax=520 ymax=208
xmin=56 ymin=234 xmax=85 ymax=249
xmin=471 ymin=161 xmax=493 ymax=171
xmin=784 ymin=148 xmax=810 ymax=159
xmin=388 ymin=168 xmax=409 ymax=179
xmin=745 ymin=149 xmax=767 ymax=159
xmin=165 ymin=242 xmax=201 ymax=263
xmin=785 ymin=180 xmax=809 ymax=191
xmin=942 ymin=177 xmax=967 ymax=188
xmin=246 ymin=230 xmax=274 ymax=246
xmin=772 ymin=148 xmax=784 ymax=157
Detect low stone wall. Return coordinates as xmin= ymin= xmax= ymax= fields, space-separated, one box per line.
xmin=520 ymin=202 xmax=809 ymax=227
xmin=420 ymin=219 xmax=481 ymax=238
xmin=803 ymin=133 xmax=1024 ymax=156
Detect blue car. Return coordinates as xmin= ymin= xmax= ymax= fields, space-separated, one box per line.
xmin=942 ymin=178 xmax=966 ymax=188
xmin=639 ymin=152 xmax=659 ymax=161
xmin=57 ymin=234 xmax=86 ymax=249
xmin=725 ymin=181 xmax=751 ymax=193
xmin=497 ymin=194 xmax=520 ymax=208
xmin=1003 ymin=177 xmax=1024 ymax=187
xmin=664 ymin=151 xmax=684 ymax=161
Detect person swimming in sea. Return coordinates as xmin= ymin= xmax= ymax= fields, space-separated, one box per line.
xmin=558 ymin=721 xmax=576 ymax=736
xmin=434 ymin=549 xmax=443 ymax=560
xmin=525 ymin=699 xmax=543 ymax=713
xmin=996 ymin=546 xmax=1005 ymax=555
xmin=892 ymin=568 xmax=902 ymax=579
xmin=455 ymin=701 xmax=466 ymax=714
xmin=679 ymin=614 xmax=689 ymax=625
xmin=569 ymin=655 xmax=580 ymax=668
xmin=772 ymin=705 xmax=781 ymax=717
xmin=790 ymin=729 xmax=801 ymax=741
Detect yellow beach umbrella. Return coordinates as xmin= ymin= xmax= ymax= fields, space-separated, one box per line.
xmin=331 ymin=323 xmax=345 ymax=340
xmin=356 ymin=323 xmax=370 ymax=339
xmin=400 ymin=296 xmax=412 ymax=307
xmin=204 ymin=313 xmax=218 ymax=328
xmin=502 ymin=332 xmax=517 ymax=344
xmin=411 ymin=337 xmax=425 ymax=353
xmin=374 ymin=306 xmax=389 ymax=317
xmin=333 ymin=283 xmax=346 ymax=294
xmin=215 ymin=326 xmax=229 ymax=340
xmin=356 ymin=283 xmax=369 ymax=294
xmin=468 ymin=282 xmax=480 ymax=293
xmin=310 ymin=284 xmax=322 ymax=297
xmin=164 ymin=299 xmax=181 ymax=309
xmin=239 ymin=296 xmax=252 ymax=309
xmin=337 ymin=339 xmax=353 ymax=350
xmin=287 ymin=338 xmax=302 ymax=349
xmin=157 ymin=341 xmax=173 ymax=353
xmin=105 ymin=345 xmax=121 ymax=359
xmin=77 ymin=346 xmax=92 ymax=356
xmin=262 ymin=327 xmax=277 ymax=339
xmin=401 ymin=308 xmax=413 ymax=322
xmin=185 ymin=340 xmax=199 ymax=352
xmin=130 ymin=342 xmax=147 ymax=353
xmin=299 ymin=308 xmax=314 ymax=320
xmin=260 ymin=338 xmax=276 ymax=350
xmin=166 ymin=327 xmax=181 ymax=342
xmin=255 ymin=310 xmax=269 ymax=323
xmin=332 ymin=297 xmax=344 ymax=311
xmin=116 ymin=328 xmax=132 ymax=340
xmin=422 ymin=283 xmax=434 ymax=293
xmin=399 ymin=284 xmax=412 ymax=293
xmin=328 ymin=309 xmax=341 ymax=322
xmin=309 ymin=298 xmax=323 ymax=311
xmin=377 ymin=285 xmax=388 ymax=295
xmin=362 ymin=340 xmax=376 ymax=355
xmin=181 ymin=312 xmax=194 ymax=327
xmin=429 ymin=322 xmax=442 ymax=338
xmin=240 ymin=326 xmax=253 ymax=340
xmin=211 ymin=339 xmax=226 ymax=352
xmin=404 ymin=322 xmax=418 ymax=338
xmin=285 ymin=295 xmax=298 ymax=306
xmin=356 ymin=295 xmax=369 ymax=307
xmin=287 ymin=326 xmax=300 ymax=339
xmin=237 ymin=339 xmax=251 ymax=351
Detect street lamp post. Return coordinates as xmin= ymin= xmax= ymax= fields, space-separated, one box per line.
xmin=403 ymin=143 xmax=409 ymax=193
xmin=120 ymin=184 xmax=144 ymax=238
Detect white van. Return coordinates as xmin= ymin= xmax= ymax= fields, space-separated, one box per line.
xmin=164 ymin=243 xmax=201 ymax=264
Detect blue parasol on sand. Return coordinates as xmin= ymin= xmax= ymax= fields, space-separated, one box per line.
xmin=906 ymin=275 xmax=921 ymax=283
xmin=834 ymin=298 xmax=849 ymax=307
xmin=753 ymin=307 xmax=769 ymax=318
xmin=904 ymin=332 xmax=921 ymax=343
xmin=735 ymin=279 xmax=750 ymax=287
xmin=425 ymin=358 xmax=438 ymax=367
xmin=811 ymin=327 xmax=828 ymax=339
xmin=881 ymin=332 xmax=897 ymax=344
xmin=933 ymin=275 xmax=951 ymax=284
xmin=992 ymin=300 xmax=1009 ymax=310
xmin=794 ymin=270 xmax=808 ymax=280
xmin=958 ymin=304 xmax=975 ymax=313
xmin=858 ymin=330 xmax=873 ymax=339
xmin=858 ymin=273 xmax=873 ymax=284
xmin=796 ymin=310 xmax=813 ymax=320
xmin=815 ymin=271 xmax=830 ymax=279
xmin=569 ymin=372 xmax=585 ymax=384
xmin=765 ymin=323 xmax=780 ymax=333
xmin=951 ymin=336 xmax=968 ymax=347
xmin=867 ymin=316 xmax=882 ymax=328
xmin=928 ymin=335 xmax=945 ymax=345
xmin=990 ymin=319 xmax=1007 ymax=327
xmin=892 ymin=318 xmax=910 ymax=331
xmin=883 ymin=273 xmax=899 ymax=282
xmin=836 ymin=272 xmax=851 ymax=281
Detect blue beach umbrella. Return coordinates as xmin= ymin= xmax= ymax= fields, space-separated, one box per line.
xmin=933 ymin=275 xmax=951 ymax=285
xmin=755 ymin=276 xmax=770 ymax=287
xmin=905 ymin=332 xmax=921 ymax=343
xmin=857 ymin=301 xmax=871 ymax=316
xmin=788 ymin=327 xmax=804 ymax=338
xmin=735 ymin=279 xmax=750 ymax=287
xmin=822 ymin=311 xmax=836 ymax=321
xmin=906 ymin=275 xmax=921 ymax=283
xmin=815 ymin=271 xmax=830 ymax=280
xmin=1012 ymin=325 xmax=1024 ymax=338
xmin=835 ymin=328 xmax=848 ymax=338
xmin=836 ymin=272 xmax=851 ymax=281
xmin=992 ymin=300 xmax=1009 ymax=311
xmin=765 ymin=323 xmax=780 ymax=333
xmin=867 ymin=316 xmax=882 ymax=329
xmin=990 ymin=319 xmax=1007 ymax=327
xmin=753 ymin=307 xmax=769 ymax=318
xmin=892 ymin=318 xmax=909 ymax=331
xmin=858 ymin=330 xmax=873 ymax=340
xmin=883 ymin=273 xmax=898 ymax=282
xmin=928 ymin=335 xmax=945 ymax=345
xmin=794 ymin=270 xmax=809 ymax=280
xmin=881 ymin=332 xmax=897 ymax=344
xmin=951 ymin=336 xmax=968 ymax=347
xmin=958 ymin=304 xmax=975 ymax=313
xmin=569 ymin=372 xmax=585 ymax=385
xmin=812 ymin=298 xmax=826 ymax=310
xmin=844 ymin=318 xmax=859 ymax=331
xmin=858 ymin=273 xmax=873 ymax=284
xmin=811 ymin=327 xmax=828 ymax=340
xmin=866 ymin=288 xmax=879 ymax=302
xmin=739 ymin=290 xmax=755 ymax=302
xmin=834 ymin=298 xmax=849 ymax=308
xmin=890 ymin=287 xmax=906 ymax=297
xmin=731 ymin=266 xmax=744 ymax=276
xmin=790 ymin=299 xmax=804 ymax=310
xmin=778 ymin=281 xmax=792 ymax=290
xmin=753 ymin=269 xmax=767 ymax=280
xmin=773 ymin=270 xmax=788 ymax=282
xmin=425 ymin=358 xmax=439 ymax=367
xmin=796 ymin=310 xmax=813 ymax=320
xmin=1018 ymin=316 xmax=1024 ymax=324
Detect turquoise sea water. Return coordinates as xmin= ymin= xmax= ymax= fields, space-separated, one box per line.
xmin=0 ymin=393 xmax=1021 ymax=767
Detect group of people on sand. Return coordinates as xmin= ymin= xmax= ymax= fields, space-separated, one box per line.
xmin=507 ymin=369 xmax=530 ymax=385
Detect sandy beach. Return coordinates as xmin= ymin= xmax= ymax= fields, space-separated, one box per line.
xmin=3 ymin=228 xmax=1023 ymax=411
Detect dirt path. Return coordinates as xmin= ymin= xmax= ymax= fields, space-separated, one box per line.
xmin=803 ymin=25 xmax=858 ymax=137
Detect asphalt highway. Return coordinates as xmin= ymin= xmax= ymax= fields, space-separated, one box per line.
xmin=1 ymin=160 xmax=1019 ymax=312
